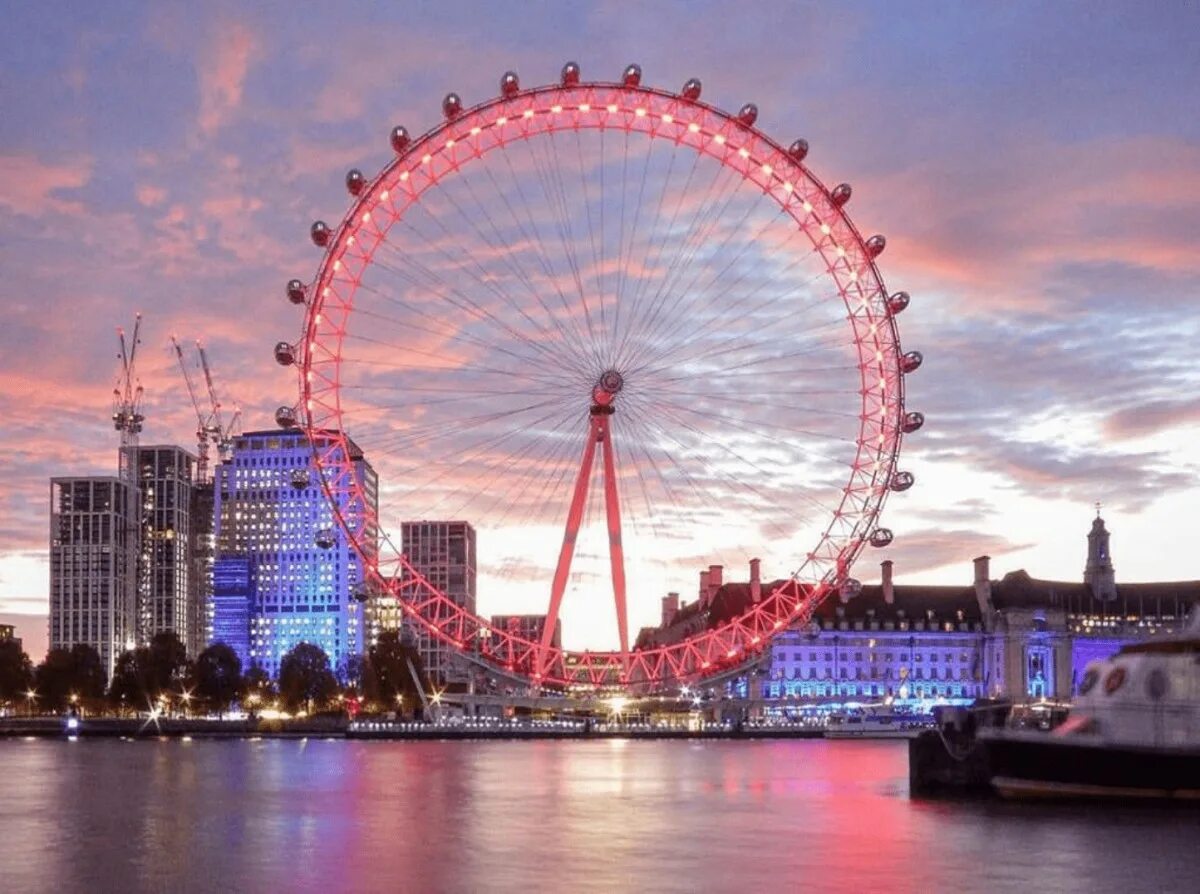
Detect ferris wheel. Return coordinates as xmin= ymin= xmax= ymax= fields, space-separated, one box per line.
xmin=275 ymin=63 xmax=923 ymax=690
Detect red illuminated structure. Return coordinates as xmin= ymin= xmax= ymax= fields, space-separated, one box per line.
xmin=276 ymin=64 xmax=922 ymax=690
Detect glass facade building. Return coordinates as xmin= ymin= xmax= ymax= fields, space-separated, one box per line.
xmin=212 ymin=429 xmax=377 ymax=678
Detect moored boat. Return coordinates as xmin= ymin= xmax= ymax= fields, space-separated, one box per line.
xmin=984 ymin=611 xmax=1200 ymax=800
xmin=825 ymin=708 xmax=932 ymax=739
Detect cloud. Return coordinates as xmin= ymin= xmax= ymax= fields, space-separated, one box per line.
xmin=136 ymin=184 xmax=167 ymax=207
xmin=875 ymin=529 xmax=1034 ymax=578
xmin=867 ymin=135 xmax=1200 ymax=315
xmin=0 ymin=154 xmax=93 ymax=217
xmin=1103 ymin=398 xmax=1200 ymax=440
xmin=197 ymin=21 xmax=258 ymax=138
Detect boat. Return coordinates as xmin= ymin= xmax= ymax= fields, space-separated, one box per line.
xmin=825 ymin=708 xmax=932 ymax=739
xmin=984 ymin=611 xmax=1200 ymax=800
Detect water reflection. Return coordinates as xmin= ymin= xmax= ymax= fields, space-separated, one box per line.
xmin=0 ymin=739 xmax=1195 ymax=893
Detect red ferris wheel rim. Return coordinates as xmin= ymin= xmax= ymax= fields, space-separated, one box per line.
xmin=291 ymin=70 xmax=913 ymax=689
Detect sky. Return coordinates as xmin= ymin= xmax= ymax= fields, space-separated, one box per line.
xmin=2 ymin=0 xmax=1199 ymax=660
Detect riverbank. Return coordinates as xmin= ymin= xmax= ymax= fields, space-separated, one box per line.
xmin=0 ymin=717 xmax=826 ymax=741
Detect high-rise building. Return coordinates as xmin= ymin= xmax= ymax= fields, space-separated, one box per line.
xmin=49 ymin=477 xmax=138 ymax=678
xmin=489 ymin=614 xmax=561 ymax=651
xmin=0 ymin=623 xmax=22 ymax=652
xmin=130 ymin=445 xmax=204 ymax=655
xmin=211 ymin=555 xmax=252 ymax=667
xmin=212 ymin=429 xmax=377 ymax=678
xmin=190 ymin=481 xmax=215 ymax=652
xmin=401 ymin=520 xmax=477 ymax=683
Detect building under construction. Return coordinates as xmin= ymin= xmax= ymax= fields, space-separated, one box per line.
xmin=47 ymin=316 xmax=235 ymax=677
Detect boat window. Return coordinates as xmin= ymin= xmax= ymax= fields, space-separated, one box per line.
xmin=1078 ymin=668 xmax=1100 ymax=695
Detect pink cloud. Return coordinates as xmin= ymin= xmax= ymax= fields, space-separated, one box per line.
xmin=863 ymin=135 xmax=1200 ymax=313
xmin=197 ymin=21 xmax=258 ymax=138
xmin=0 ymin=153 xmax=93 ymax=217
xmin=136 ymin=184 xmax=167 ymax=207
xmin=1104 ymin=397 xmax=1200 ymax=440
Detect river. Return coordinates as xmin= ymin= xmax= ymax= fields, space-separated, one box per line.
xmin=0 ymin=738 xmax=1195 ymax=892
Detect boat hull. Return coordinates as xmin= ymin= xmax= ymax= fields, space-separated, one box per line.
xmin=986 ymin=734 xmax=1200 ymax=801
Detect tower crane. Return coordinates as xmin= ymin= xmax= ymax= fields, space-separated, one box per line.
xmin=170 ymin=335 xmax=212 ymax=483
xmin=169 ymin=336 xmax=242 ymax=483
xmin=113 ymin=314 xmax=145 ymax=479
xmin=197 ymin=341 xmax=241 ymax=463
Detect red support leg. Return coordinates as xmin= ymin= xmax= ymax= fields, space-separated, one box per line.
xmin=539 ymin=417 xmax=600 ymax=678
xmin=599 ymin=419 xmax=630 ymax=676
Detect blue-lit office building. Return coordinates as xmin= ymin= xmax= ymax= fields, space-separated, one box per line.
xmin=211 ymin=556 xmax=252 ymax=667
xmin=211 ymin=429 xmax=378 ymax=678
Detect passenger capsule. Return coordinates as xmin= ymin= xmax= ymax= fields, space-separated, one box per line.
xmin=788 ymin=139 xmax=809 ymax=162
xmin=274 ymin=342 xmax=296 ymax=367
xmin=737 ymin=103 xmax=758 ymax=126
xmin=561 ymin=61 xmax=581 ymax=86
xmin=315 ymin=528 xmax=336 ymax=550
xmin=681 ymin=78 xmax=702 ymax=101
xmin=345 ymin=169 xmax=366 ymax=196
xmin=390 ymin=125 xmax=411 ymax=154
xmin=890 ymin=470 xmax=915 ymax=492
xmin=442 ymin=92 xmax=462 ymax=120
xmin=902 ymin=411 xmax=925 ymax=434
xmin=869 ymin=528 xmax=894 ymax=548
xmin=310 ymin=220 xmax=331 ymax=247
xmin=275 ymin=405 xmax=298 ymax=429
xmin=887 ymin=291 xmax=910 ymax=315
xmin=866 ymin=234 xmax=887 ymax=258
xmin=839 ymin=578 xmax=863 ymax=601
xmin=286 ymin=279 xmax=306 ymax=305
xmin=290 ymin=468 xmax=311 ymax=490
xmin=500 ymin=70 xmax=520 ymax=98
xmin=901 ymin=350 xmax=923 ymax=373
xmin=622 ymin=64 xmax=642 ymax=87
xmin=831 ymin=183 xmax=852 ymax=207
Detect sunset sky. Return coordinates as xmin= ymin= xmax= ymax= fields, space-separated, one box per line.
xmin=2 ymin=1 xmax=1199 ymax=659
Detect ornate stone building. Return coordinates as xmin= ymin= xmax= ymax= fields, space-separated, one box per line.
xmin=637 ymin=514 xmax=1199 ymax=706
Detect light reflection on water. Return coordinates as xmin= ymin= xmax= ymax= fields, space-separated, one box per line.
xmin=0 ymin=738 xmax=1195 ymax=893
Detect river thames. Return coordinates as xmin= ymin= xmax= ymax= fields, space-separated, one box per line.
xmin=0 ymin=738 xmax=1194 ymax=893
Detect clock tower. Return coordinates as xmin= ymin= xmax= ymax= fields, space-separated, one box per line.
xmin=1084 ymin=507 xmax=1117 ymax=602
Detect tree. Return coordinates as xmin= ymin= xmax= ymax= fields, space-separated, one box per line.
xmin=34 ymin=645 xmax=105 ymax=712
xmin=147 ymin=632 xmax=189 ymax=693
xmin=244 ymin=664 xmax=275 ymax=699
xmin=278 ymin=642 xmax=338 ymax=714
xmin=363 ymin=631 xmax=430 ymax=714
xmin=0 ymin=639 xmax=33 ymax=706
xmin=108 ymin=647 xmax=154 ymax=711
xmin=191 ymin=643 xmax=243 ymax=717
xmin=68 ymin=644 xmax=106 ymax=701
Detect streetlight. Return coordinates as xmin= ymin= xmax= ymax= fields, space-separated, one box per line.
xmin=25 ymin=688 xmax=37 ymax=718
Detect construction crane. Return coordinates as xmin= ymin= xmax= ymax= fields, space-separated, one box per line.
xmin=113 ymin=314 xmax=145 ymax=479
xmin=170 ymin=335 xmax=212 ymax=483
xmin=169 ymin=336 xmax=242 ymax=483
xmin=197 ymin=341 xmax=241 ymax=463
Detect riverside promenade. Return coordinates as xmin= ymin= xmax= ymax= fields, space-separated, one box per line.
xmin=0 ymin=716 xmax=825 ymax=741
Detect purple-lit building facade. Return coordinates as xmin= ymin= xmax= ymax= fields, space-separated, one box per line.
xmin=642 ymin=516 xmax=1199 ymax=706
xmin=211 ymin=429 xmax=377 ymax=678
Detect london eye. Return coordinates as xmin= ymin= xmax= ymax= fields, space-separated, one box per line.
xmin=275 ymin=63 xmax=923 ymax=690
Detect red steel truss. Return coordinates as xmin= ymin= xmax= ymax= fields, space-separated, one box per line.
xmin=288 ymin=68 xmax=917 ymax=690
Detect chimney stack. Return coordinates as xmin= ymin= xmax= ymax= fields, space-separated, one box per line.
xmin=881 ymin=559 xmax=894 ymax=605
xmin=699 ymin=569 xmax=711 ymax=609
xmin=662 ymin=592 xmax=679 ymax=627
xmin=750 ymin=557 xmax=762 ymax=602
xmin=709 ymin=564 xmax=723 ymax=590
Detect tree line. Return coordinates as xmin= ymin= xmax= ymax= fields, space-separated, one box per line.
xmin=0 ymin=631 xmax=430 ymax=718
